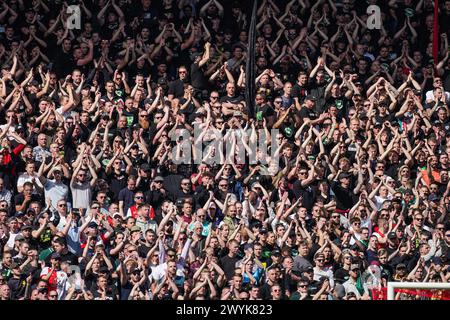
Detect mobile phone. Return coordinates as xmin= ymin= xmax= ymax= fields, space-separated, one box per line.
xmin=256 ymin=112 xmax=263 ymax=121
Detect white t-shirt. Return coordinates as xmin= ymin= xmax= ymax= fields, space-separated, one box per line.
xmin=425 ymin=90 xmax=450 ymax=102
xmin=152 ymin=262 xmax=185 ymax=283
xmin=6 ymin=232 xmax=19 ymax=249
xmin=70 ymin=181 xmax=92 ymax=209
xmin=0 ymin=124 xmax=15 ymax=134
xmin=17 ymin=173 xmax=44 ymax=192
xmin=313 ymin=267 xmax=335 ymax=289
xmin=343 ymin=278 xmax=369 ymax=299
xmin=44 ymin=179 xmax=69 ymax=206
xmin=56 ymin=216 xmax=67 ymax=232
xmin=56 ymin=107 xmax=73 ymax=120
xmin=374 ymin=195 xmax=393 ymax=210
xmin=40 ymin=267 xmax=70 ymax=300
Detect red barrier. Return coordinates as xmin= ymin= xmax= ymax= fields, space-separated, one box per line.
xmin=371 ymin=287 xmax=450 ymax=300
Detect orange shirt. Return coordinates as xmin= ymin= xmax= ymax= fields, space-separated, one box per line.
xmin=420 ymin=169 xmax=441 ymax=186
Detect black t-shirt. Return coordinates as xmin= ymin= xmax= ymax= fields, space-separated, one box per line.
xmin=375 ymin=113 xmax=394 ymax=124
xmin=104 ymin=172 xmax=127 ymax=202
xmin=120 ymin=280 xmax=150 ymax=300
xmin=118 ymin=187 xmax=135 ymax=214
xmin=53 ymin=50 xmax=75 ymax=78
xmin=259 ymin=282 xmax=274 ymax=300
xmin=84 ymin=272 xmax=100 ymax=292
xmin=282 ymin=269 xmax=302 ymax=293
xmin=168 ymin=79 xmax=185 ymax=99
xmin=291 ymin=83 xmax=309 ymax=104
xmin=331 ymin=181 xmax=354 ymax=211
xmin=7 ymin=275 xmax=27 ymax=299
xmin=308 ymin=79 xmax=328 ymax=113
xmin=144 ymin=190 xmax=166 ymax=217
xmin=326 ymin=96 xmax=351 ymax=119
xmin=255 ymin=104 xmax=275 ymax=122
xmin=138 ymin=243 xmax=152 ymax=259
xmin=292 ymin=181 xmax=316 ymax=211
xmin=128 ymin=63 xmax=152 ymax=80
xmin=219 ymin=94 xmax=244 ymax=105
xmin=178 ymin=97 xmax=196 ymax=123
xmin=220 ymin=255 xmax=239 ymax=281
xmin=385 ymin=162 xmax=402 ymax=179
xmin=334 ymin=267 xmax=350 ymax=284
xmin=190 ymin=62 xmax=209 ymax=90
xmin=122 ymin=109 xmax=138 ymax=127
xmin=136 ymin=6 xmax=159 ymax=28
xmin=298 ymin=107 xmax=318 ymax=121
xmin=380 ymin=264 xmax=394 ymax=281
xmin=92 ymin=285 xmax=118 ymax=300
xmin=259 ymin=281 xmax=286 ymax=300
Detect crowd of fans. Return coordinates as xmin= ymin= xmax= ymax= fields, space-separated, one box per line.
xmin=0 ymin=0 xmax=449 ymax=301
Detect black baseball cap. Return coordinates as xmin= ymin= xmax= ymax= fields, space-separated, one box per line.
xmin=50 ymin=252 xmax=61 ymax=260
xmin=338 ymin=172 xmax=351 ymax=180
xmin=271 ymin=249 xmax=281 ymax=256
xmin=251 ymin=221 xmax=262 ymax=229
xmin=88 ymin=222 xmax=98 ymax=229
xmin=387 ymin=232 xmax=397 ymax=240
xmin=21 ymin=225 xmax=32 ymax=231
xmin=299 ymin=265 xmax=313 ymax=273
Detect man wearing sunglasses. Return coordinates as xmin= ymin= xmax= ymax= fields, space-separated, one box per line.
xmin=38 ymin=165 xmax=69 ymax=210
xmin=342 ymin=264 xmax=370 ymax=300
xmin=70 ymin=160 xmax=98 ymax=211
xmin=290 ymin=277 xmax=312 ymax=300
xmin=145 ymin=176 xmax=166 ymax=222
xmin=118 ymin=176 xmax=137 ymax=217
xmin=126 ymin=191 xmax=146 ymax=219
xmin=168 ymin=66 xmax=189 ymax=101
xmin=313 ymin=253 xmax=334 ymax=290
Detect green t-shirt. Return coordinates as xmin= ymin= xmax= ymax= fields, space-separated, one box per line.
xmin=39 ymin=247 xmax=54 ymax=262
